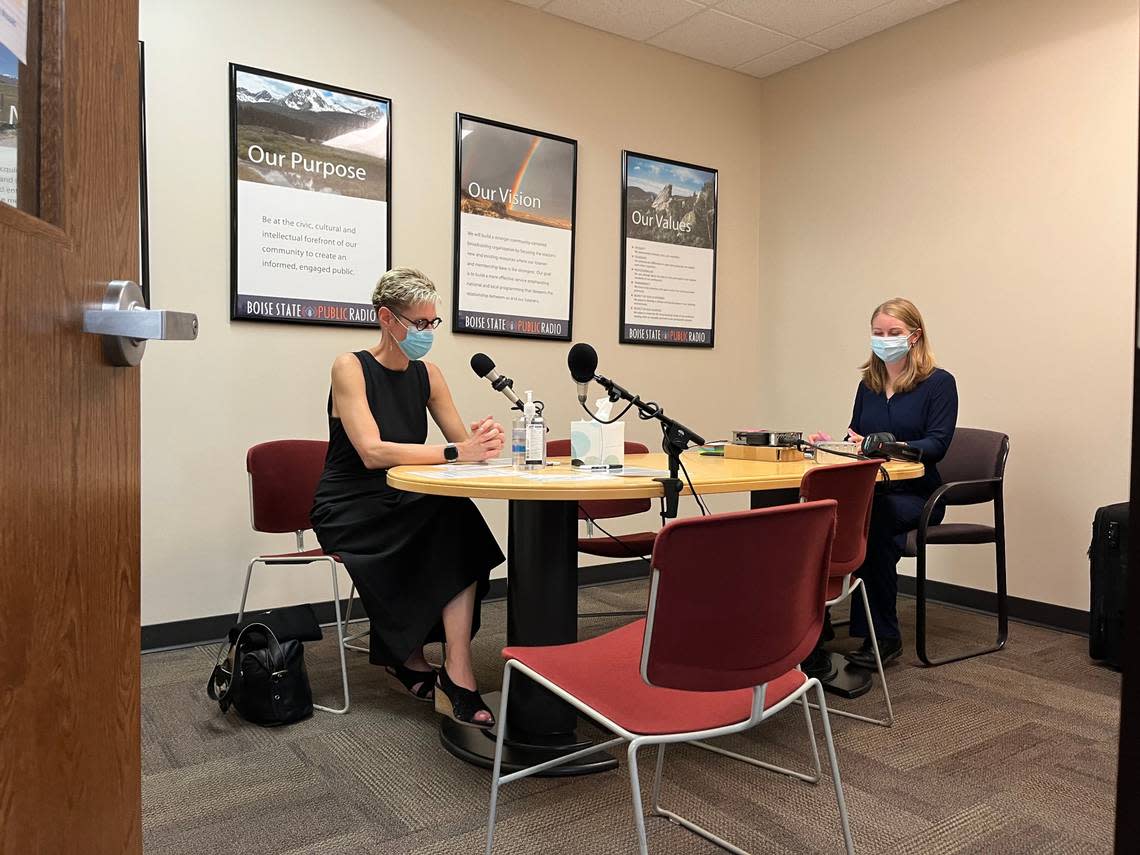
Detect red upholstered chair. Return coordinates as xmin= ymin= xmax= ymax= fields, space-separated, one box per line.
xmin=799 ymin=459 xmax=894 ymax=727
xmin=239 ymin=440 xmax=350 ymax=714
xmin=485 ymin=501 xmax=854 ymax=855
xmin=547 ymin=438 xmax=655 ymax=619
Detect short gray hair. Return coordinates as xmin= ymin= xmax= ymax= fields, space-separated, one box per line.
xmin=371 ymin=267 xmax=439 ymax=311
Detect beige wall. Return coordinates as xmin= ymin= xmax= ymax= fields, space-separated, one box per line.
xmin=755 ymin=0 xmax=1137 ymax=611
xmin=138 ymin=0 xmax=766 ymax=625
xmin=140 ymin=0 xmax=1137 ymax=626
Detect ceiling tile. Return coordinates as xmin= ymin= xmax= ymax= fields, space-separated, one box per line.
xmin=649 ymin=8 xmax=794 ymax=68
xmin=736 ymin=40 xmax=827 ymax=78
xmin=542 ymin=0 xmax=702 ymax=42
xmin=809 ymin=0 xmax=937 ymax=50
xmin=715 ymin=0 xmax=887 ymax=38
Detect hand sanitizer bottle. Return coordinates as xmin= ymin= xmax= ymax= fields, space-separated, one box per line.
xmin=511 ymin=409 xmax=527 ymax=470
xmin=524 ymin=392 xmax=545 ymax=469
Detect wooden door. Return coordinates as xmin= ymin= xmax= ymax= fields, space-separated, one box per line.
xmin=0 ymin=0 xmax=142 ymax=851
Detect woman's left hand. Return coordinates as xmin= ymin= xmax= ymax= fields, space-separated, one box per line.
xmin=469 ymin=417 xmax=504 ymax=453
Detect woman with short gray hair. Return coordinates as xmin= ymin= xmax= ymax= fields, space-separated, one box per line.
xmin=311 ymin=267 xmax=504 ymax=728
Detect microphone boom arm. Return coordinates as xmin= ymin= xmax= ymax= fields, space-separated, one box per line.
xmin=593 ymin=372 xmax=705 ymax=520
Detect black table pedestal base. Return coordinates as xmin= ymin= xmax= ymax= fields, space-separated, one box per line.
xmin=439 ymin=692 xmax=619 ymax=776
xmin=817 ymin=653 xmax=873 ymax=699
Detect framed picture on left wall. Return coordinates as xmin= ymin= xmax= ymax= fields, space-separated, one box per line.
xmin=229 ymin=63 xmax=391 ymax=327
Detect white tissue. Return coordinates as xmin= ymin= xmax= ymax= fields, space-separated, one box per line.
xmin=594 ymin=397 xmax=614 ymax=421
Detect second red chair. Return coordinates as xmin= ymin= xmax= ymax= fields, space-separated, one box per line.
xmin=547 ymin=438 xmax=655 ymax=619
xmin=799 ymin=458 xmax=895 ymax=727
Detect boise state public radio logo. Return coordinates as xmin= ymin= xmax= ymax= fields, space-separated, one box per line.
xmin=305 ymin=306 xmax=316 ymax=319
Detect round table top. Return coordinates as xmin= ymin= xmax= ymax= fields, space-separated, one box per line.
xmin=386 ymin=452 xmax=925 ymax=501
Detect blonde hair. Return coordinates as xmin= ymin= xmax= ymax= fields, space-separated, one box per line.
xmin=860 ymin=297 xmax=936 ymax=395
xmin=371 ymin=267 xmax=439 ymax=312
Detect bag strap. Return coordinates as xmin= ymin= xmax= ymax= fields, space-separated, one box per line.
xmin=206 ymin=621 xmax=287 ymax=709
xmin=236 ymin=622 xmax=287 ymax=675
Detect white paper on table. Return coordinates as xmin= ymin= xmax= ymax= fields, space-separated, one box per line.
xmin=441 ymin=462 xmax=513 ymax=473
xmin=0 ymin=0 xmax=28 ymax=65
xmin=516 ymin=471 xmax=621 ymax=482
xmin=415 ymin=468 xmax=509 ymax=480
xmin=614 ymin=467 xmax=670 ymax=478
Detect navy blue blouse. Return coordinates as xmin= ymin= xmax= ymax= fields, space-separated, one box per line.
xmin=849 ymin=367 xmax=958 ymax=495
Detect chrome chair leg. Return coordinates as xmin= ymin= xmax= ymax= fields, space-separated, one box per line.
xmin=216 ymin=558 xmax=262 ymax=673
xmin=801 ymin=695 xmax=823 ymax=781
xmin=650 ymin=745 xmax=666 ymax=816
xmin=809 ymin=581 xmax=895 ymax=727
xmin=627 ymin=741 xmax=650 ymax=855
xmin=814 ymin=682 xmax=855 ymax=855
xmin=342 ymin=582 xmax=370 ymax=653
xmin=486 ymin=666 xmax=513 ymax=855
xmin=314 ymin=557 xmax=350 ymax=715
xmin=236 ymin=558 xmax=259 ymax=624
xmin=692 ymin=695 xmax=822 ymax=784
xmin=859 ymin=583 xmax=894 ymax=726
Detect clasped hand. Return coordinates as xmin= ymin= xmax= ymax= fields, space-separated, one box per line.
xmin=458 ymin=416 xmax=505 ymax=462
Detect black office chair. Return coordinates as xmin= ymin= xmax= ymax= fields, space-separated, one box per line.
xmin=903 ymin=427 xmax=1010 ymax=667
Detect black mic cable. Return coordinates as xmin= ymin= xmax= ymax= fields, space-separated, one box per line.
xmin=795 ymin=439 xmax=891 ymax=483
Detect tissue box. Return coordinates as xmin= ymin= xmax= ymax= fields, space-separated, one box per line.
xmin=569 ymin=419 xmax=625 ymax=467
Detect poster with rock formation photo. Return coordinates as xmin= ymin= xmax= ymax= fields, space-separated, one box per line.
xmin=229 ymin=64 xmax=390 ymax=327
xmin=453 ymin=114 xmax=577 ymax=340
xmin=621 ymin=151 xmax=717 ymax=346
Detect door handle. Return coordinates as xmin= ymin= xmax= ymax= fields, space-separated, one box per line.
xmin=83 ymin=280 xmax=198 ymax=366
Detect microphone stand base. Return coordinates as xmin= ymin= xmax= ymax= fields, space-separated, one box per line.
xmin=655 ymin=430 xmax=692 ymax=521
xmin=653 ymin=476 xmax=684 ymax=521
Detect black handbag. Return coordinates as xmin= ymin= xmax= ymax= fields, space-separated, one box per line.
xmin=207 ymin=622 xmax=313 ymax=726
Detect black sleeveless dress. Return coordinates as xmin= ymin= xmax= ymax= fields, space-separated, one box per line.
xmin=310 ymin=351 xmax=504 ymax=667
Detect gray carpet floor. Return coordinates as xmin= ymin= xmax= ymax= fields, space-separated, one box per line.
xmin=142 ymin=582 xmax=1120 ymax=854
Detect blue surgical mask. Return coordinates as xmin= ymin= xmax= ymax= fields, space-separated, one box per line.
xmin=394 ymin=316 xmax=434 ymax=360
xmin=871 ymin=334 xmax=911 ymax=364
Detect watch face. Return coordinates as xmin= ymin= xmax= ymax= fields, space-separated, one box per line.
xmin=445 ymin=444 xmax=458 ymax=461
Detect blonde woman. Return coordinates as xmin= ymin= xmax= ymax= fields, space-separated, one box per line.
xmin=809 ymin=298 xmax=958 ymax=669
xmin=311 ymin=268 xmax=504 ymax=728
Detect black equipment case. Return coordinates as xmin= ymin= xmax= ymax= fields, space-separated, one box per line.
xmin=1090 ymin=502 xmax=1128 ymax=669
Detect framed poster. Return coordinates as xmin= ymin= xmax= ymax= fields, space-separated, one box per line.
xmin=620 ymin=151 xmax=717 ymax=347
xmin=229 ymin=63 xmax=391 ymax=327
xmin=0 ymin=41 xmax=19 ymax=208
xmin=453 ymin=114 xmax=576 ymax=340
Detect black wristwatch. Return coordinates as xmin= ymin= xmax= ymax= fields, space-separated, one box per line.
xmin=443 ymin=443 xmax=459 ymax=462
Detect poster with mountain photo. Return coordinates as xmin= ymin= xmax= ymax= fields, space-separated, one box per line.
xmin=453 ymin=114 xmax=577 ymax=340
xmin=229 ymin=64 xmax=390 ymax=326
xmin=621 ymin=152 xmax=717 ymax=347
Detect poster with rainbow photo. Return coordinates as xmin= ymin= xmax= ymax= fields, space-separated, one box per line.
xmin=453 ymin=114 xmax=577 ymax=341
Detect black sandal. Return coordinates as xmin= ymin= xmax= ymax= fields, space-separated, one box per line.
xmin=435 ymin=666 xmax=494 ymax=729
xmin=385 ymin=663 xmax=437 ymax=702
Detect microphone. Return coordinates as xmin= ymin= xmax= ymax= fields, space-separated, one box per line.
xmin=861 ymin=432 xmax=923 ymax=462
xmin=470 ymin=353 xmax=523 ymax=410
xmin=567 ymin=342 xmax=598 ymax=403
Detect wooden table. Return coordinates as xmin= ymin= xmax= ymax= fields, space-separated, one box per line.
xmin=388 ymin=452 xmax=924 ymax=775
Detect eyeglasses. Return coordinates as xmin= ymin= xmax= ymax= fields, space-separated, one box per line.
xmin=395 ymin=312 xmax=443 ymax=332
